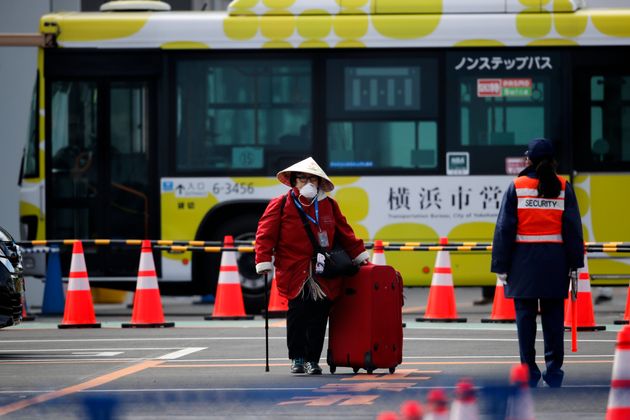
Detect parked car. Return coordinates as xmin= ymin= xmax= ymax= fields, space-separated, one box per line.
xmin=0 ymin=226 xmax=24 ymax=328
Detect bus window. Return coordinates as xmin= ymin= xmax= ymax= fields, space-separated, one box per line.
xmin=326 ymin=58 xmax=438 ymax=172
xmin=22 ymin=76 xmax=39 ymax=179
xmin=447 ymin=51 xmax=563 ymax=174
xmin=588 ymin=75 xmax=630 ymax=164
xmin=49 ymin=81 xmax=98 ymax=239
xmin=176 ymin=59 xmax=312 ymax=174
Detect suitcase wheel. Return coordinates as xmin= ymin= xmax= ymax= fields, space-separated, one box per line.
xmin=352 ymin=367 xmax=359 ymax=374
xmin=389 ymin=367 xmax=396 ymax=374
xmin=329 ymin=365 xmax=336 ymax=374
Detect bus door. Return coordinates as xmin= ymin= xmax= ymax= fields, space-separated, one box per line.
xmin=48 ymin=80 xmax=156 ymax=278
xmin=573 ymin=50 xmax=630 ymax=266
xmin=573 ymin=51 xmax=630 ymax=171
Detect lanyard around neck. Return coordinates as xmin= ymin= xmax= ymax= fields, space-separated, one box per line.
xmin=291 ymin=191 xmax=319 ymax=226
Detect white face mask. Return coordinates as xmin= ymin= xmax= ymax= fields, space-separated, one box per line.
xmin=299 ymin=183 xmax=318 ymax=199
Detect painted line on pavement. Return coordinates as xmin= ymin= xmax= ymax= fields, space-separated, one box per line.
xmin=0 ymin=347 xmax=206 ymax=415
xmin=0 ymin=360 xmax=163 ymax=416
xmin=157 ymin=347 xmax=206 ymax=360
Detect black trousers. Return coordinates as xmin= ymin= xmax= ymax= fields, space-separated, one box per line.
xmin=514 ymin=298 xmax=565 ymax=386
xmin=287 ymin=292 xmax=331 ymax=362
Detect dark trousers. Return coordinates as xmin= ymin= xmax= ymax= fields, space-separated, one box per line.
xmin=287 ymin=293 xmax=331 ymax=362
xmin=514 ymin=298 xmax=565 ymax=387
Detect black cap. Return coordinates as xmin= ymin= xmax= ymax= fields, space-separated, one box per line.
xmin=525 ymin=138 xmax=554 ymax=162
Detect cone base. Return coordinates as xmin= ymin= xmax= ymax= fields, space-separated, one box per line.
xmin=481 ymin=318 xmax=515 ymax=323
xmin=205 ymin=315 xmax=254 ymax=320
xmin=122 ymin=322 xmax=175 ymax=328
xmin=58 ymin=323 xmax=101 ymax=329
xmin=415 ymin=317 xmax=467 ymax=323
xmin=563 ymin=325 xmax=606 ymax=331
xmin=22 ymin=315 xmax=36 ymax=321
xmin=614 ymin=320 xmax=630 ymax=325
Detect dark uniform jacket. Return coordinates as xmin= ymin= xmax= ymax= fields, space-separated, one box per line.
xmin=491 ymin=168 xmax=584 ymax=299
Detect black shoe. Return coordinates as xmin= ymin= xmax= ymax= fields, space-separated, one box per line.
xmin=291 ymin=358 xmax=305 ymax=374
xmin=304 ymin=361 xmax=322 ymax=375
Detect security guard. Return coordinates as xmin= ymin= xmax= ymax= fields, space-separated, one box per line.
xmin=491 ymin=138 xmax=584 ymax=388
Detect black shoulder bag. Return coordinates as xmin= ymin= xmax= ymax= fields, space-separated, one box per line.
xmin=293 ymin=196 xmax=358 ymax=279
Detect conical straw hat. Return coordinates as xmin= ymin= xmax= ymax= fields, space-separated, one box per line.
xmin=276 ymin=157 xmax=334 ymax=192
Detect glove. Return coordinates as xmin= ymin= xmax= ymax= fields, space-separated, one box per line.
xmin=255 ymin=261 xmax=273 ymax=274
xmin=497 ymin=273 xmax=508 ymax=286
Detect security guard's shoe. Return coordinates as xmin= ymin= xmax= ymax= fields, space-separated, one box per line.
xmin=290 ymin=358 xmax=305 ymax=374
xmin=304 ymin=361 xmax=322 ymax=375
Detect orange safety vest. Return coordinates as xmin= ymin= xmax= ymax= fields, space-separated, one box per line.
xmin=514 ymin=175 xmax=566 ymax=243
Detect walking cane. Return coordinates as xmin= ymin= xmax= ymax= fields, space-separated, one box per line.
xmin=570 ymin=269 xmax=578 ymax=352
xmin=264 ymin=272 xmax=270 ymax=372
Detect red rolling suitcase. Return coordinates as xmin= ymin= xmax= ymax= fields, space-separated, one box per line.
xmin=327 ymin=264 xmax=403 ymax=374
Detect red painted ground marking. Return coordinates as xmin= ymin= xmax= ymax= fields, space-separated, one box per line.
xmin=315 ymin=382 xmax=415 ymax=393
xmin=277 ymin=395 xmax=379 ymax=406
xmin=341 ymin=369 xmax=439 ymax=381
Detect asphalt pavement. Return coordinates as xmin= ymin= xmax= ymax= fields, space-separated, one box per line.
xmin=0 ymin=286 xmax=627 ymax=419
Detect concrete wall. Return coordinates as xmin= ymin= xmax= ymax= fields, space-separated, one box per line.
xmin=0 ymin=1 xmax=80 ymax=240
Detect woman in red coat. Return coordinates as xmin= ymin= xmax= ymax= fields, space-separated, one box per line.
xmin=255 ymin=157 xmax=369 ymax=375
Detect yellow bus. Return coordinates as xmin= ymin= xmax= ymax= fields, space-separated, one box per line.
xmin=19 ymin=0 xmax=630 ymax=311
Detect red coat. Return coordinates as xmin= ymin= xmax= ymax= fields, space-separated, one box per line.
xmin=255 ymin=188 xmax=366 ymax=301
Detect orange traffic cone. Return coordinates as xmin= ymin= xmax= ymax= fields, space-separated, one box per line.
xmin=372 ymin=240 xmax=387 ymax=265
xmin=425 ymin=388 xmax=449 ymax=420
xmin=481 ymin=275 xmax=516 ymax=323
xmin=21 ymin=294 xmax=35 ymax=321
xmin=564 ymin=252 xmax=605 ymax=331
xmin=205 ymin=235 xmax=254 ymax=320
xmin=416 ymin=237 xmax=466 ymax=322
xmin=450 ymin=378 xmax=479 ymax=420
xmin=267 ymin=273 xmax=288 ymax=318
xmin=614 ymin=281 xmax=630 ymax=325
xmin=506 ymin=364 xmax=536 ymax=420
xmin=58 ymin=241 xmax=100 ymax=329
xmin=400 ymin=400 xmax=423 ymax=420
xmin=606 ymin=325 xmax=630 ymax=420
xmin=122 ymin=240 xmax=174 ymax=328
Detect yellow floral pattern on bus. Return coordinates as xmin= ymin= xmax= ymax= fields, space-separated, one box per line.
xmin=297 ymin=11 xmax=332 ymax=39
xmin=516 ymin=11 xmax=552 ymax=39
xmin=161 ymin=192 xmax=219 ymax=262
xmin=47 ymin=14 xmax=149 ymax=42
xmin=371 ymin=0 xmax=442 ymax=40
xmin=591 ymin=10 xmax=630 ymax=37
xmin=224 ymin=12 xmax=259 ymax=40
xmin=260 ymin=13 xmax=294 ymax=39
xmin=43 ymin=2 xmax=630 ymax=47
xmin=448 ymin=222 xmax=496 ymax=285
xmin=374 ymin=223 xmax=438 ymax=286
xmin=333 ymin=187 xmax=369 ymax=240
